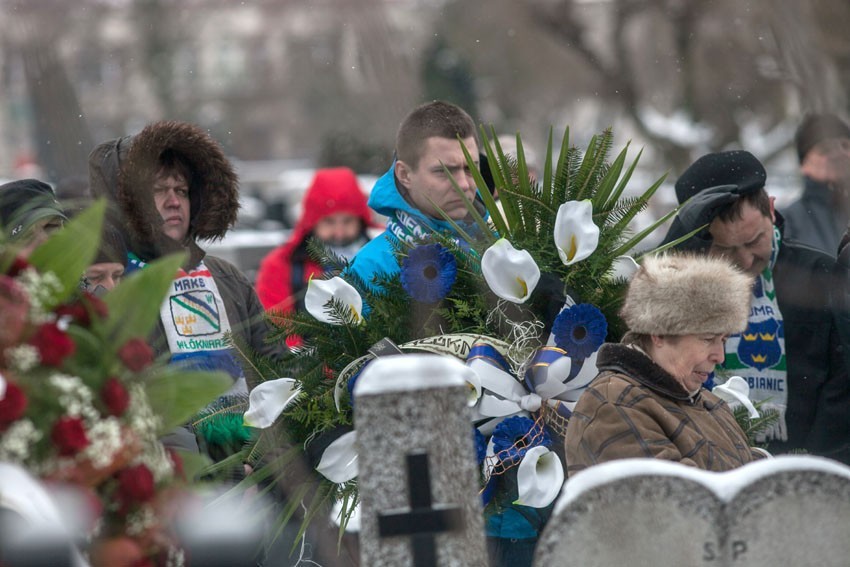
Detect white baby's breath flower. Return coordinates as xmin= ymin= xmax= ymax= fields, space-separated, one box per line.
xmin=4 ymin=345 xmax=40 ymax=372
xmin=0 ymin=419 xmax=42 ymax=464
xmin=83 ymin=417 xmax=124 ymax=469
xmin=166 ymin=546 xmax=186 ymax=567
xmin=50 ymin=373 xmax=99 ymax=421
xmin=16 ymin=268 xmax=63 ymax=322
xmin=126 ymin=384 xmax=162 ymax=439
xmin=125 ymin=505 xmax=157 ymax=536
xmin=136 ymin=442 xmax=175 ymax=483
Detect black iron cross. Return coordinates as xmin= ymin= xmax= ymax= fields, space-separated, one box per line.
xmin=377 ymin=451 xmax=464 ymax=567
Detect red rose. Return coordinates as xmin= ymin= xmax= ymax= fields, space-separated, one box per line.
xmin=0 ymin=275 xmax=29 ymax=351
xmin=55 ymin=302 xmax=89 ymax=326
xmin=6 ymin=256 xmax=30 ymax=277
xmin=115 ymin=464 xmax=156 ymax=511
xmin=55 ymin=294 xmax=108 ymax=328
xmin=51 ymin=416 xmax=90 ymax=456
xmin=29 ymin=322 xmax=76 ymax=367
xmin=118 ymin=339 xmax=154 ymax=372
xmin=101 ymin=377 xmax=130 ymax=417
xmin=0 ymin=381 xmax=28 ymax=432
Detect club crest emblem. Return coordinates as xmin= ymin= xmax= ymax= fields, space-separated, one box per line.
xmin=737 ymin=319 xmax=781 ymax=371
xmin=169 ymin=291 xmax=221 ymax=337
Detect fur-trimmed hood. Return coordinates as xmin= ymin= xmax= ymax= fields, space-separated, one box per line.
xmin=621 ymin=253 xmax=752 ymax=337
xmin=88 ymin=121 xmax=239 ymax=262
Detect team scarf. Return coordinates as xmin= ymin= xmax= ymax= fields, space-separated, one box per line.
xmin=715 ymin=226 xmax=787 ymax=442
xmin=127 ymin=253 xmax=245 ymax=386
xmin=385 ymin=209 xmax=478 ymax=252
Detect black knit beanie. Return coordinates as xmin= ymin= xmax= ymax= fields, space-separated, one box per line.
xmin=674 ymin=150 xmax=766 ymax=205
xmin=794 ymin=113 xmax=850 ymax=163
xmin=0 ymin=179 xmax=67 ymax=240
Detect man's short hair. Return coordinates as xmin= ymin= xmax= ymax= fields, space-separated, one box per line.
xmin=395 ymin=101 xmax=477 ymax=169
xmin=715 ymin=187 xmax=772 ymax=223
xmin=795 ymin=113 xmax=850 ymax=163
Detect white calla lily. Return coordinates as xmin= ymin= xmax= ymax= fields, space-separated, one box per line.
xmin=304 ymin=277 xmax=363 ymax=325
xmin=554 ymin=200 xmax=600 ymax=265
xmin=316 ymin=430 xmax=359 ymax=483
xmin=481 ymin=239 xmax=541 ymax=303
xmin=243 ymin=378 xmax=301 ymax=429
xmin=712 ymin=376 xmax=760 ymax=419
xmin=515 ymin=445 xmax=565 ymax=507
xmin=610 ymin=255 xmax=639 ymax=281
xmin=465 ymin=369 xmax=482 ymax=407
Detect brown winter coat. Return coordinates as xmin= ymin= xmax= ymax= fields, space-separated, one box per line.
xmin=566 ymin=343 xmax=762 ymax=475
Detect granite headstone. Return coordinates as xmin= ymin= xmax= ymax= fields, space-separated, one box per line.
xmin=534 ymin=456 xmax=850 ymax=566
xmin=353 ymin=354 xmax=487 ymax=566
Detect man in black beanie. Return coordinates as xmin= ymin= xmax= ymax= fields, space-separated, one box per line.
xmin=782 ymin=112 xmax=850 ymax=255
xmin=0 ymin=179 xmax=66 ymax=258
xmin=660 ymin=150 xmax=850 ymax=465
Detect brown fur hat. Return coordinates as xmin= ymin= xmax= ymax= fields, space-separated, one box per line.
xmin=88 ymin=121 xmax=239 ymax=261
xmin=621 ymin=253 xmax=752 ymax=336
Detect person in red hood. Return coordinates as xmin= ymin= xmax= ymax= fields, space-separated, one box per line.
xmin=256 ymin=168 xmax=374 ymax=325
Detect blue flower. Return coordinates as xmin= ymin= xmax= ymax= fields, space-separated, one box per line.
xmin=400 ymin=243 xmax=457 ymax=303
xmin=491 ymin=416 xmax=551 ymax=465
xmin=473 ymin=428 xmax=488 ymax=464
xmin=552 ymin=303 xmax=607 ymax=360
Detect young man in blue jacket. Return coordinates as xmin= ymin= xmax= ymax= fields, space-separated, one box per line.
xmin=346 ymin=100 xmax=485 ymax=289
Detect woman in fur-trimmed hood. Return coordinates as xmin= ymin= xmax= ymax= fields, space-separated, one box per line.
xmin=87 ymin=120 xmax=281 ymax=403
xmin=89 ymin=120 xmax=239 ymax=267
xmin=565 ymin=253 xmax=766 ymax=474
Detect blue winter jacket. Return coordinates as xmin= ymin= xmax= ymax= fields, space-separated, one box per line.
xmin=345 ymin=164 xmax=484 ymax=290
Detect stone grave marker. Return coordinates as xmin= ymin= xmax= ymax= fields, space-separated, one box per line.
xmin=534 ymin=456 xmax=850 ymax=567
xmin=354 ymin=353 xmax=487 ymax=566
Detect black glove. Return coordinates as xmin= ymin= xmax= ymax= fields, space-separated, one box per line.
xmin=661 ymin=184 xmax=740 ymax=250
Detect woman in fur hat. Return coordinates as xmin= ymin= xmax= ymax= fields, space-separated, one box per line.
xmin=565 ymin=253 xmax=766 ymax=474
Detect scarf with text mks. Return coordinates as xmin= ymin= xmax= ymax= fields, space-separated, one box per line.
xmin=715 ymin=226 xmax=787 ymax=442
xmin=129 ymin=253 xmax=245 ymax=386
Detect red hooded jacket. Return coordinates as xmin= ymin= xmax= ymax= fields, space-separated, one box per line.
xmin=255 ymin=167 xmax=373 ymax=317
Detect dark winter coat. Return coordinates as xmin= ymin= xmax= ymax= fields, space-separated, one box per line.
xmin=768 ymin=232 xmax=850 ymax=462
xmin=781 ymin=176 xmax=850 ymax=256
xmin=565 ymin=343 xmax=762 ymax=474
xmin=87 ymin=121 xmax=282 ymax=368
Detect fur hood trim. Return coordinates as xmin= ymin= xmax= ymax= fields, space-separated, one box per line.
xmin=88 ymin=121 xmax=239 ymax=260
xmin=621 ymin=253 xmax=752 ymax=337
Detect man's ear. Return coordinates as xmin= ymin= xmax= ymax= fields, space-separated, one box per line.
xmin=768 ymin=196 xmax=776 ymax=223
xmin=395 ymin=160 xmax=413 ymax=191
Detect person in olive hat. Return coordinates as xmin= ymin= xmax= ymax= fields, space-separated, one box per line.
xmin=0 ymin=178 xmax=66 ymax=259
xmin=782 ymin=113 xmax=850 ymax=255
xmin=659 ymin=150 xmax=850 ymax=465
